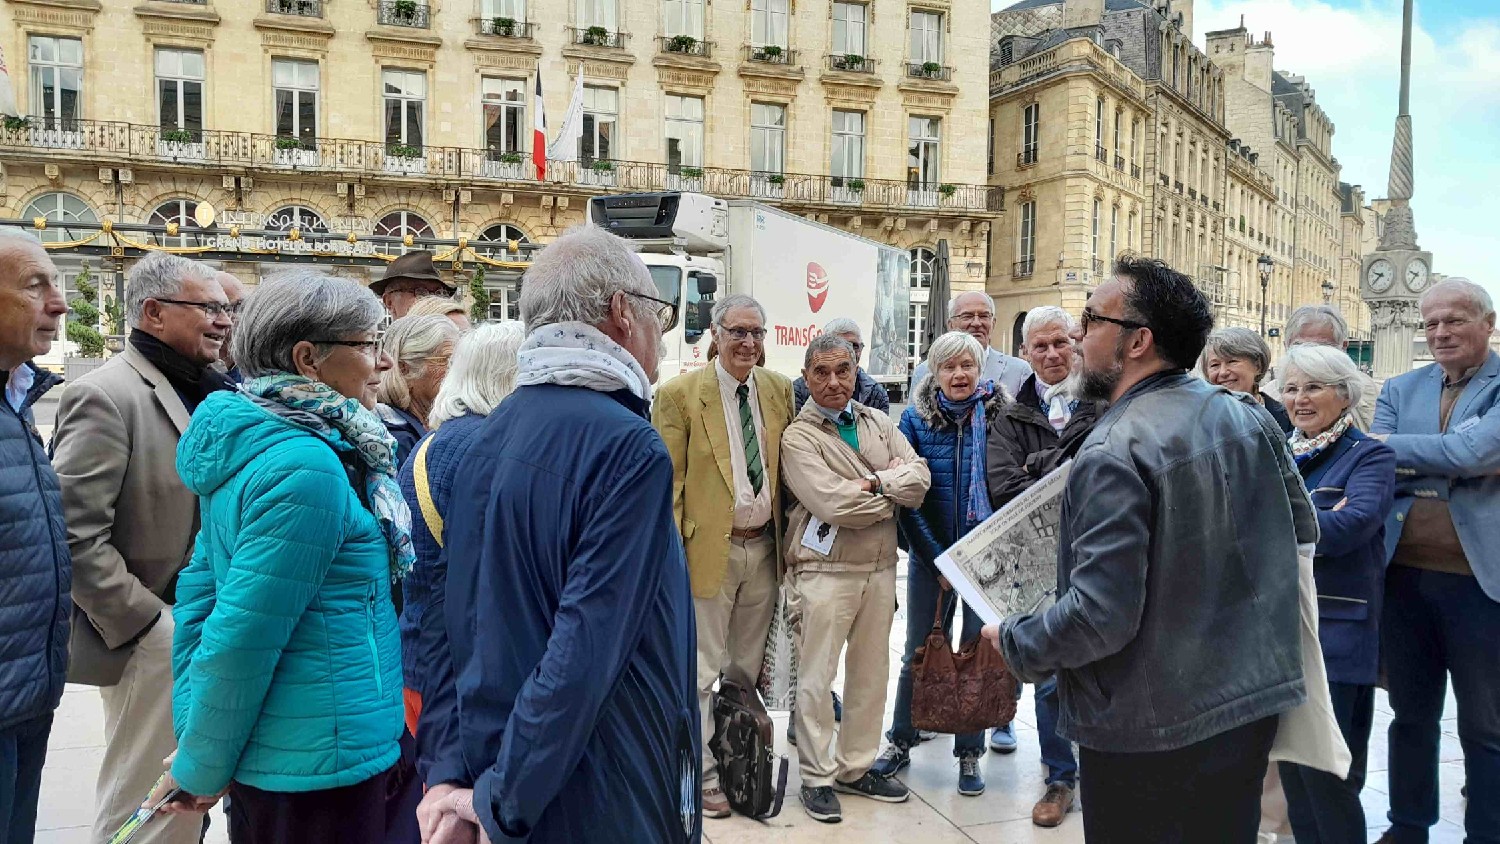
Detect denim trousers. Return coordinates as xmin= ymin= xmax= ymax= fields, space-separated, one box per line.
xmin=1279 ymin=682 xmax=1375 ymax=844
xmin=1035 ymin=677 xmax=1078 ymax=786
xmin=1383 ymin=565 xmax=1500 ymax=844
xmin=885 ymin=559 xmax=985 ymax=757
xmin=0 ymin=712 xmax=53 ymax=844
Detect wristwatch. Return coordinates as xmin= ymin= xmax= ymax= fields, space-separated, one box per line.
xmin=865 ymin=474 xmax=882 ymax=495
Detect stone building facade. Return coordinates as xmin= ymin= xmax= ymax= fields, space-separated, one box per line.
xmin=2 ymin=0 xmax=999 ymax=366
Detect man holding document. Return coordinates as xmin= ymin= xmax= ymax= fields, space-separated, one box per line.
xmin=984 ymin=257 xmax=1318 ymax=843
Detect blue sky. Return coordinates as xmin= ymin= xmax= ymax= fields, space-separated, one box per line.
xmin=993 ymin=0 xmax=1500 ymax=304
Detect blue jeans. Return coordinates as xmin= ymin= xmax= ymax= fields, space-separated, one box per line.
xmin=1035 ymin=677 xmax=1078 ymax=786
xmin=0 ymin=712 xmax=53 ymax=844
xmin=1383 ymin=566 xmax=1500 ymax=844
xmin=886 ymin=560 xmax=985 ymax=757
xmin=1280 ymin=682 xmax=1375 ymax=844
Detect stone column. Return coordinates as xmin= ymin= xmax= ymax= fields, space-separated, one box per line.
xmin=1369 ymin=298 xmax=1420 ymax=379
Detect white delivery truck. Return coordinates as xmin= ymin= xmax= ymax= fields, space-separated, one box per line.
xmin=588 ymin=192 xmax=911 ymax=386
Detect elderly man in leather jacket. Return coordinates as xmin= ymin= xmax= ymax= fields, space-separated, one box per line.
xmin=987 ymin=257 xmax=1318 ymax=844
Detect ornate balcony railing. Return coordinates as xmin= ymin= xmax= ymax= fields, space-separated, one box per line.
xmin=1132 ymin=163 xmax=1142 ymax=179
xmin=266 ymin=0 xmax=321 ymax=16
xmin=377 ymin=1 xmax=429 ymax=28
xmin=0 ymin=120 xmax=1004 ymax=213
xmin=659 ymin=35 xmax=711 ymax=57
xmin=1188 ymin=187 xmax=1198 ymax=200
xmin=746 ymin=45 xmax=794 ymax=64
xmin=477 ymin=17 xmax=533 ymax=38
xmin=572 ymin=27 xmax=627 ymax=48
xmin=1094 ymin=144 xmax=1108 ymax=163
xmin=1014 ymin=258 xmax=1035 ymax=278
xmin=906 ymin=62 xmax=952 ymax=81
xmin=1094 ymin=258 xmax=1105 ymax=276
xmin=1114 ymin=154 xmax=1125 ymax=171
xmin=1173 ymin=179 xmax=1183 ymax=193
xmin=827 ymin=54 xmax=875 ymax=73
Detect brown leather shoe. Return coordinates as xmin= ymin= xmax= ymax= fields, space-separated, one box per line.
xmin=703 ymin=785 xmax=731 ymax=819
xmin=1032 ymin=782 xmax=1075 ymax=827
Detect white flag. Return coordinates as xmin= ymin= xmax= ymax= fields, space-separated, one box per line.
xmin=546 ymin=72 xmax=585 ymax=163
xmin=0 ymin=44 xmax=19 ymax=118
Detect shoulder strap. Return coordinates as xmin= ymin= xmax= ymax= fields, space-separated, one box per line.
xmin=412 ymin=436 xmax=444 ymax=547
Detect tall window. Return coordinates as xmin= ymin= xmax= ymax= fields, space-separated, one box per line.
xmin=663 ymin=0 xmax=703 ymax=38
xmin=373 ymin=210 xmax=434 ymax=253
xmin=909 ymin=11 xmax=943 ymax=64
xmin=22 ymin=193 xmax=97 ymax=242
xmin=581 ymin=85 xmax=617 ymax=161
xmin=1113 ymin=108 xmax=1122 ymax=159
xmin=907 ymin=116 xmax=940 ymax=188
xmin=1018 ymin=200 xmax=1036 ymax=273
xmin=751 ymin=0 xmax=789 ymax=47
xmin=156 ymin=49 xmax=204 ymax=136
xmin=908 ymin=246 xmax=935 ymax=365
xmin=482 ymin=78 xmax=527 ymax=155
xmin=383 ymin=69 xmax=426 ymax=150
xmin=1091 ymin=199 xmax=1102 ymax=266
xmin=664 ymin=94 xmax=704 ymax=170
xmin=1129 ymin=210 xmax=1137 ymax=250
xmin=272 ymin=59 xmax=318 ymax=147
xmin=1131 ymin=119 xmax=1141 ymax=165
xmin=28 ymin=36 xmax=83 ymax=126
xmin=578 ymin=0 xmax=617 ymax=30
xmin=1094 ymin=98 xmax=1104 ymax=155
xmin=1109 ymin=206 xmax=1119 ymax=262
xmin=1021 ymin=102 xmax=1039 ymax=163
xmin=149 ymin=199 xmax=202 ymax=248
xmin=750 ymin=102 xmax=785 ymax=175
xmin=265 ymin=205 xmax=328 ymax=233
xmin=987 ymin=117 xmax=995 ymax=174
xmin=832 ymin=2 xmax=866 ymax=55
xmin=830 ymin=109 xmax=864 ymax=180
xmin=483 ymin=0 xmax=525 ymax=17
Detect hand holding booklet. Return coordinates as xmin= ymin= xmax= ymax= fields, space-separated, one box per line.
xmin=933 ymin=461 xmax=1071 ymax=626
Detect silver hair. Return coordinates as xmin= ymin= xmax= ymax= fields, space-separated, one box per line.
xmin=946 ymin=290 xmax=996 ymax=320
xmin=0 ymin=226 xmax=44 ymax=248
xmin=518 ymin=226 xmax=657 ymax=333
xmin=429 ymin=320 xmax=526 ymax=429
xmin=821 ymin=317 xmax=862 ymax=340
xmin=233 ymin=270 xmax=386 ymax=378
xmin=1277 ymin=343 xmax=1364 ymax=410
xmin=1420 ymin=277 xmax=1495 ymax=319
xmin=1021 ymin=305 xmax=1076 ymax=343
xmin=377 ymin=314 xmax=462 ymax=411
xmin=125 ymin=251 xmax=217 ymax=324
xmin=711 ymin=293 xmax=767 ymax=326
xmin=1200 ymin=326 xmax=1273 ymax=384
xmin=1284 ymin=305 xmax=1349 ymax=347
xmin=927 ymin=330 xmax=985 ymax=374
xmin=406 ymin=295 xmax=466 ymax=319
xmin=803 ymin=333 xmax=855 ymax=369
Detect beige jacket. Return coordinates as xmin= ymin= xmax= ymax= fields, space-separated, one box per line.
xmin=50 ymin=346 xmax=200 ymax=686
xmin=780 ymin=400 xmax=930 ymax=573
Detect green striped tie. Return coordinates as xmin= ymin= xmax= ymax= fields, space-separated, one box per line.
xmin=736 ymin=384 xmax=765 ymax=496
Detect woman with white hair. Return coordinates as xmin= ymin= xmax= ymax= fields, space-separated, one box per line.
xmin=395 ymin=321 xmax=525 ymax=740
xmin=1275 ymin=343 xmax=1395 ymax=844
xmin=1202 ymin=326 xmax=1293 ymax=433
xmin=375 ymin=314 xmax=462 ymax=464
xmin=871 ymin=330 xmax=1009 ymax=797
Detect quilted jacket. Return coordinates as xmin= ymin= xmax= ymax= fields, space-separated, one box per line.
xmin=896 ymin=375 xmax=1010 ymax=570
xmin=0 ymin=364 xmax=71 ymax=731
xmin=170 ymin=390 xmax=403 ymax=796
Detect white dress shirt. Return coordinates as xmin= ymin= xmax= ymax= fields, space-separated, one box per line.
xmin=715 ymin=359 xmax=773 ymax=530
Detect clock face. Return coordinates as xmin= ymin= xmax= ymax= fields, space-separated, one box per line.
xmin=1406 ymin=258 xmax=1431 ymax=293
xmin=1367 ymin=259 xmax=1395 ymax=294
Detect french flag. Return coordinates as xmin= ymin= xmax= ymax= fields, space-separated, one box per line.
xmin=533 ymin=75 xmax=546 ymax=181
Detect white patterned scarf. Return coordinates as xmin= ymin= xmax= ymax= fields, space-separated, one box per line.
xmin=516 ymin=322 xmax=654 ymax=401
xmin=1289 ymin=413 xmax=1355 ymax=466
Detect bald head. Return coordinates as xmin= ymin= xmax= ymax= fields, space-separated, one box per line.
xmin=215 ymin=271 xmax=247 ymax=369
xmin=947 ymin=290 xmax=997 ymax=348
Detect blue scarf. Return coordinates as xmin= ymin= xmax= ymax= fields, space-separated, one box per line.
xmin=242 ymin=374 xmax=416 ymax=582
xmin=937 ymin=381 xmax=996 ymax=526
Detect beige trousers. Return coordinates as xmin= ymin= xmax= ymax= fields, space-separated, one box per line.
xmin=695 ymin=534 xmax=779 ymax=791
xmin=93 ymin=610 xmax=201 ymax=844
xmin=790 ymin=567 xmax=897 ymax=788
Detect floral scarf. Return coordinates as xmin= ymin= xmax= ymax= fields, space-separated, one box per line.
xmin=1289 ymin=413 xmax=1355 ymax=467
xmin=516 ymin=322 xmax=653 ymax=401
xmin=242 ymin=374 xmax=416 ymax=582
xmin=937 ymin=380 xmax=997 ymax=526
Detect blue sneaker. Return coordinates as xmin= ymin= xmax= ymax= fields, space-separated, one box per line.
xmin=990 ymin=723 xmax=1017 ymax=754
xmin=958 ymin=756 xmax=986 ymax=796
xmin=869 ymin=744 xmax=910 ymax=778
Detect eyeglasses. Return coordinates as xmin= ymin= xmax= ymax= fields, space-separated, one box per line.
xmin=718 ymin=325 xmax=767 ymax=342
xmin=622 ymin=290 xmax=678 ymax=333
xmin=154 ymin=298 xmax=240 ymax=319
xmin=312 ymin=339 xmax=381 ymax=359
xmin=952 ymin=311 xmax=995 ymax=325
xmin=1281 ymin=382 xmax=1332 ymax=400
xmin=1080 ymin=308 xmax=1147 ymax=335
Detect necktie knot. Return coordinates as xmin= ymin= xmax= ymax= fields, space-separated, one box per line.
xmin=737 ymin=383 xmax=749 ymax=401
xmin=838 ymin=411 xmax=854 ymax=427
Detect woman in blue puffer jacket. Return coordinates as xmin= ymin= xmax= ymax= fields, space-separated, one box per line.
xmin=870 ymin=331 xmax=1010 ymax=798
xmin=163 ymin=272 xmax=412 ymax=844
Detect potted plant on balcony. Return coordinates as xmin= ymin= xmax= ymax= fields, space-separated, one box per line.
xmin=390 ymin=144 xmax=422 ymax=160
xmin=847 ymin=178 xmax=865 ymax=193
xmin=584 ymin=26 xmax=610 ymax=46
xmin=2 ymin=115 xmax=28 ymax=133
xmin=838 ymin=53 xmax=865 ymax=70
xmin=938 ymin=183 xmax=957 ymax=199
xmin=680 ymin=166 xmax=704 ymax=180
xmin=756 ymin=44 xmax=784 ymax=61
xmin=393 ymin=0 xmax=418 ymax=22
xmin=496 ymin=151 xmax=523 ymax=164
xmin=274 ymin=136 xmax=303 ymax=150
xmin=591 ymin=159 xmax=615 ymax=172
xmin=767 ymin=173 xmax=786 ymax=186
xmin=161 ymin=128 xmax=196 ymax=144
xmin=920 ymin=61 xmax=943 ymax=78
xmin=492 ymin=16 xmax=516 ymax=36
xmin=668 ymin=34 xmax=698 ymax=53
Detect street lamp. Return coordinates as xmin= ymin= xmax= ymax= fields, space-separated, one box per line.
xmin=1257 ymin=254 xmax=1274 ymax=337
xmin=1321 ymin=279 xmax=1335 ymax=303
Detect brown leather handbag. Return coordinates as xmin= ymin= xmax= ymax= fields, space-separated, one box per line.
xmin=910 ymin=586 xmax=1019 ymax=734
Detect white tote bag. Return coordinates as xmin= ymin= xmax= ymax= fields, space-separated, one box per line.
xmin=1268 ymin=543 xmax=1352 ymax=778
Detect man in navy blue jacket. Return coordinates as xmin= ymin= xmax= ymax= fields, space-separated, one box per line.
xmin=416 ymin=226 xmax=700 ymax=844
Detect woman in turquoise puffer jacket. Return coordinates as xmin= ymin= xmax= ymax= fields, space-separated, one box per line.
xmin=163 ymin=271 xmax=411 ymax=844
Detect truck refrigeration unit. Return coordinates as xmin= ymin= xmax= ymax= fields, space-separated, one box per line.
xmin=588 ymin=191 xmax=911 ymax=387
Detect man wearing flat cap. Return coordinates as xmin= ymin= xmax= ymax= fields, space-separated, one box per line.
xmin=372 ymin=251 xmax=456 ymax=318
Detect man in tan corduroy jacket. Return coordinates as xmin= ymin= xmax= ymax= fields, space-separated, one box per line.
xmin=780 ymin=333 xmax=931 ymax=823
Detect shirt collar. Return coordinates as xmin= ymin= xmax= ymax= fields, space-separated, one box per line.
xmin=715 ymin=358 xmax=752 ymax=391
xmin=6 ymin=364 xmax=36 ymax=413
xmin=815 ymin=400 xmax=855 ymax=424
xmin=1443 ymin=364 xmax=1484 ymax=390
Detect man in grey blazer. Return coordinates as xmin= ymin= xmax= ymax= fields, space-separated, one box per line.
xmin=1369 ymin=278 xmax=1499 ymax=844
xmin=50 ymin=252 xmax=233 ymax=844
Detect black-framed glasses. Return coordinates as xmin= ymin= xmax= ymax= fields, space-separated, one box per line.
xmin=718 ymin=325 xmax=768 ymax=342
xmin=622 ymin=290 xmax=678 ymax=333
xmin=1080 ymin=308 xmax=1148 ymax=335
xmin=311 ymin=339 xmax=381 ymax=359
xmin=154 ymin=298 xmax=240 ymax=319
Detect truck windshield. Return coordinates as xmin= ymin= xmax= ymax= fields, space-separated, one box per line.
xmin=648 ymin=266 xmax=681 ymax=310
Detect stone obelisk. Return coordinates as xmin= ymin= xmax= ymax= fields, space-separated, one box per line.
xmin=1362 ymin=0 xmax=1432 ymax=378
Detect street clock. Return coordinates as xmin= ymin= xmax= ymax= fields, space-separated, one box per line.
xmin=1405 ymin=258 xmax=1430 ymax=293
xmin=1366 ymin=258 xmax=1395 ymax=294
